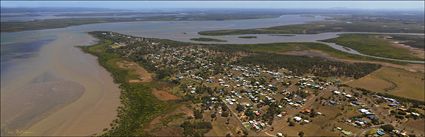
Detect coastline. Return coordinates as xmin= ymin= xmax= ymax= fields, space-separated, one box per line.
xmin=23 ymin=32 xmax=120 ymax=136
xmin=1 ymin=14 xmax=321 ymax=136
xmin=1 ymin=32 xmax=121 ymax=136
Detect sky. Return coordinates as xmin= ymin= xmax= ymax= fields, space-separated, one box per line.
xmin=1 ymin=1 xmax=424 ymax=11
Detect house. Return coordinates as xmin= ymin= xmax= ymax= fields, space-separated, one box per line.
xmin=341 ymin=130 xmax=352 ymax=136
xmin=294 ymin=116 xmax=302 ymax=122
xmin=333 ymin=91 xmax=341 ymax=94
xmin=359 ymin=108 xmax=372 ymax=115
xmin=254 ymin=111 xmax=261 ymax=116
xmin=376 ymin=129 xmax=385 ymax=136
xmin=411 ymin=112 xmax=421 ymax=117
xmin=367 ymin=115 xmax=378 ymax=120
xmin=335 ymin=127 xmax=342 ymax=131
xmin=355 ymin=121 xmax=365 ymax=126
xmin=277 ymin=133 xmax=283 ymax=137
xmin=300 ymin=109 xmax=311 ymax=114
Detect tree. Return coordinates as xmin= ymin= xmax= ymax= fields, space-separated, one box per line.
xmin=289 ymin=121 xmax=295 ymax=126
xmin=222 ymin=105 xmax=228 ymax=112
xmin=194 ymin=109 xmax=203 ymax=119
xmin=211 ymin=113 xmax=216 ymax=121
xmin=381 ymin=124 xmax=395 ymax=132
xmin=310 ymin=109 xmax=316 ymax=118
xmin=222 ymin=111 xmax=229 ymax=117
xmin=236 ymin=104 xmax=245 ymax=113
xmin=242 ymin=129 xmax=249 ymax=137
xmin=298 ymin=131 xmax=304 ymax=137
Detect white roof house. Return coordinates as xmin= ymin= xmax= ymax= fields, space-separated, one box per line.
xmin=294 ymin=116 xmax=302 ymax=122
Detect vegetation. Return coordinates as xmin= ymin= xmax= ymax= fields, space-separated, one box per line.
xmin=269 ymin=34 xmax=295 ymax=36
xmin=380 ymin=124 xmax=395 ymax=132
xmin=238 ymin=36 xmax=257 ymax=39
xmin=81 ymin=38 xmax=171 ymax=136
xmin=322 ymin=34 xmax=423 ymax=60
xmin=208 ymin=42 xmax=403 ymax=65
xmin=236 ymin=53 xmax=380 ymax=78
xmin=180 ymin=120 xmax=213 ymax=136
xmin=190 ymin=37 xmax=227 ymax=42
xmin=388 ymin=35 xmax=425 ymax=49
xmin=2 ymin=18 xmax=134 ymax=32
xmin=198 ymin=21 xmax=424 ymax=35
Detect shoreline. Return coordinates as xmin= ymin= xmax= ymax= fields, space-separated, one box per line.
xmin=1 ymin=14 xmax=321 ymax=136
xmin=1 ymin=32 xmax=120 ymax=136
xmin=23 ymin=32 xmax=120 ymax=136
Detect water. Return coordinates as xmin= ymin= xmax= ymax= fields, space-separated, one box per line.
xmin=1 ymin=12 xmax=180 ymax=22
xmin=1 ymin=39 xmax=53 ymax=75
xmin=0 ymin=14 xmax=424 ymax=135
xmin=1 ymin=14 xmax=423 ymax=91
xmin=1 ymin=15 xmax=326 ymax=77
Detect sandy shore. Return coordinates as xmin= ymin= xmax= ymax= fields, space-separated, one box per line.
xmin=1 ymin=32 xmax=120 ymax=136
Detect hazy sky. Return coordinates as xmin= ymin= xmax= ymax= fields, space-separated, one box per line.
xmin=1 ymin=1 xmax=424 ymax=11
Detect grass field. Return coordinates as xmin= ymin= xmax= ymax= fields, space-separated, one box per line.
xmin=198 ymin=21 xmax=425 ymax=36
xmin=347 ymin=67 xmax=425 ymax=101
xmin=323 ymin=34 xmax=423 ymax=61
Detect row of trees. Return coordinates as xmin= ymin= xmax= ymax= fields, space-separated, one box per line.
xmin=236 ymin=53 xmax=381 ymax=79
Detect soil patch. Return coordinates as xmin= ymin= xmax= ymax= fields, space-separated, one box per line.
xmin=116 ymin=60 xmax=152 ymax=83
xmin=152 ymin=89 xmax=180 ymax=101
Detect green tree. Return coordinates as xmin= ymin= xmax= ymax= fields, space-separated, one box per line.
xmin=298 ymin=131 xmax=304 ymax=137
xmin=194 ymin=109 xmax=203 ymax=119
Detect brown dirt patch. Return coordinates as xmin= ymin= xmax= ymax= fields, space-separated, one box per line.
xmin=116 ymin=60 xmax=152 ymax=83
xmin=403 ymin=119 xmax=425 ymax=135
xmin=152 ymin=89 xmax=180 ymax=101
xmin=144 ymin=105 xmax=192 ymax=136
xmin=347 ymin=67 xmax=425 ymax=101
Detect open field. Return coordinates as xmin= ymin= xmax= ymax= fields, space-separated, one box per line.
xmin=347 ymin=67 xmax=425 ymax=101
xmin=116 ymin=60 xmax=153 ymax=83
xmin=198 ymin=21 xmax=425 ymax=36
xmin=323 ymin=34 xmax=424 ymax=61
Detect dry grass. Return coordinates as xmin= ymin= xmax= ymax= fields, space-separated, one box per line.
xmin=403 ymin=119 xmax=425 ymax=136
xmin=152 ymin=89 xmax=180 ymax=101
xmin=116 ymin=60 xmax=152 ymax=83
xmin=348 ymin=67 xmax=425 ymax=101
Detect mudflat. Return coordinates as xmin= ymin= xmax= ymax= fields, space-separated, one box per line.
xmin=1 ymin=32 xmax=120 ymax=136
